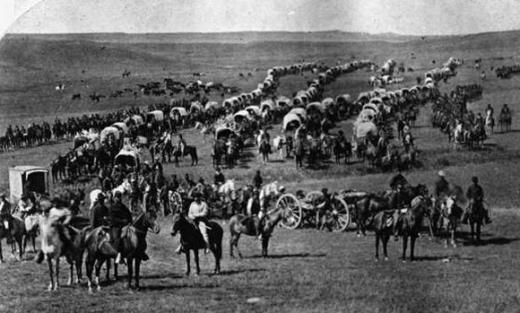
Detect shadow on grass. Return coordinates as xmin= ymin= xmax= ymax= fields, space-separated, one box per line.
xmin=139 ymin=283 xmax=219 ymax=291
xmin=209 ymin=268 xmax=265 ymax=276
xmin=412 ymin=255 xmax=474 ymax=262
xmin=244 ymin=253 xmax=327 ymax=259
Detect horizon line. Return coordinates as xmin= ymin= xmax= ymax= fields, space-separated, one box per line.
xmin=4 ymin=28 xmax=520 ymax=38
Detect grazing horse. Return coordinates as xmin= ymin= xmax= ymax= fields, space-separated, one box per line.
xmin=229 ymin=206 xmax=286 ymax=258
xmin=115 ymin=210 xmax=161 ymax=290
xmin=0 ymin=216 xmax=26 ymax=262
xmin=373 ymin=195 xmax=430 ymax=261
xmin=172 ymin=145 xmax=198 ymax=166
xmin=171 ymin=213 xmax=223 ymax=275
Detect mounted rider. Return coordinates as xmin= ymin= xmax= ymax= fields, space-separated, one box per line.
xmin=252 ymin=170 xmax=263 ymax=190
xmin=188 ymin=192 xmax=210 ymax=253
xmin=111 ymin=191 xmax=133 ymax=264
xmin=18 ymin=194 xmax=36 ymax=219
xmin=434 ymin=170 xmax=450 ymax=199
xmin=388 ymin=171 xmax=409 ymax=241
xmin=463 ymin=176 xmax=491 ymax=224
xmin=90 ymin=192 xmax=111 ymax=228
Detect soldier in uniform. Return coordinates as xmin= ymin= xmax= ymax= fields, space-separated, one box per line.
xmin=464 ymin=176 xmax=491 ymax=224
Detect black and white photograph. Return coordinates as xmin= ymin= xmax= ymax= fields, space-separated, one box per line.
xmin=0 ymin=0 xmax=519 ymax=312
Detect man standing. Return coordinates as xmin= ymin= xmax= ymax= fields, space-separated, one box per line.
xmin=465 ymin=176 xmax=491 ymax=224
xmin=188 ymin=193 xmax=210 ymax=253
xmin=214 ymin=167 xmax=225 ymax=186
xmin=110 ymin=191 xmax=133 ymax=264
xmin=252 ymin=170 xmax=263 ymax=190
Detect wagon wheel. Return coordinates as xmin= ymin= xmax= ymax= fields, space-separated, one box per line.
xmin=330 ymin=196 xmax=350 ymax=232
xmin=277 ymin=193 xmax=302 ymax=230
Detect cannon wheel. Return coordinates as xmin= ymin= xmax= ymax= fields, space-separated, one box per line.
xmin=305 ymin=191 xmax=350 ymax=232
xmin=277 ymin=193 xmax=303 ymax=230
xmin=330 ymin=195 xmax=350 ymax=232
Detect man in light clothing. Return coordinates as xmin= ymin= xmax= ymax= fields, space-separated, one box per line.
xmin=188 ymin=193 xmax=210 ymax=253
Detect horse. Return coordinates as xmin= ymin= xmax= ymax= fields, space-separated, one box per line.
xmin=259 ymin=139 xmax=271 ymax=163
xmin=115 ymin=210 xmax=161 ymax=290
xmin=294 ymin=138 xmax=305 ymax=168
xmin=172 ymin=145 xmax=198 ymax=166
xmin=38 ymin=210 xmax=86 ymax=291
xmin=0 ymin=216 xmax=26 ymax=262
xmin=259 ymin=181 xmax=283 ymax=212
xmin=171 ymin=213 xmax=223 ymax=275
xmin=229 ymin=206 xmax=286 ymax=258
xmin=466 ymin=200 xmax=486 ymax=244
xmin=89 ymin=179 xmax=133 ymax=209
xmin=439 ymin=196 xmax=463 ymax=247
xmin=373 ymin=195 xmax=430 ymax=261
xmin=332 ymin=139 xmax=352 ymax=165
xmin=83 ymin=226 xmax=118 ymax=292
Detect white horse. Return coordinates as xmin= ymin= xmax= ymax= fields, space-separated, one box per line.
xmin=89 ymin=179 xmax=133 ymax=209
xmin=273 ymin=135 xmax=286 ymax=159
xmin=217 ymin=179 xmax=235 ymax=195
xmin=259 ymin=181 xmax=284 ymax=212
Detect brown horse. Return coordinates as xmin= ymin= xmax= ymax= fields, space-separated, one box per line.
xmin=229 ymin=207 xmax=285 ymax=258
xmin=84 ymin=226 xmax=118 ymax=293
xmin=0 ymin=216 xmax=25 ymax=261
xmin=117 ymin=210 xmax=160 ymax=290
xmin=171 ymin=213 xmax=222 ymax=275
xmin=373 ymin=195 xmax=430 ymax=261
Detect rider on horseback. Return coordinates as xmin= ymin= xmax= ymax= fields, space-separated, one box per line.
xmin=18 ymin=194 xmax=35 ymax=219
xmin=463 ymin=176 xmax=491 ymax=224
xmin=177 ymin=134 xmax=186 ymax=156
xmin=111 ymin=191 xmax=133 ymax=264
xmin=188 ymin=193 xmax=210 ymax=254
xmin=434 ymin=170 xmax=450 ymax=199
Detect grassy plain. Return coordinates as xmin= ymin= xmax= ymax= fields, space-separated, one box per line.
xmin=1 ymin=32 xmax=520 ymax=312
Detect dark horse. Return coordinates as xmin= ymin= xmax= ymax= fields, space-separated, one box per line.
xmin=259 ymin=140 xmax=271 ymax=163
xmin=173 ymin=145 xmax=198 ymax=166
xmin=0 ymin=216 xmax=26 ymax=261
xmin=228 ymin=207 xmax=285 ymax=258
xmin=117 ymin=210 xmax=160 ymax=289
xmin=467 ymin=200 xmax=486 ymax=243
xmin=171 ymin=213 xmax=223 ymax=275
xmin=353 ymin=184 xmax=428 ymax=236
xmin=373 ymin=195 xmax=430 ymax=261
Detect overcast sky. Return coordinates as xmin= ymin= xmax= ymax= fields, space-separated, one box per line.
xmin=2 ymin=0 xmax=520 ymax=36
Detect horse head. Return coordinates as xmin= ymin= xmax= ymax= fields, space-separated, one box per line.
xmin=136 ymin=209 xmax=160 ymax=234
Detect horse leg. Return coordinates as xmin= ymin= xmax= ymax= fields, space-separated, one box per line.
xmin=410 ymin=236 xmax=416 ymax=261
xmin=451 ymin=226 xmax=457 ymax=248
xmin=54 ymin=257 xmax=60 ymax=291
xmin=375 ymin=232 xmax=380 ymax=261
xmin=127 ymin=257 xmax=133 ymax=289
xmin=105 ymin=259 xmax=111 ymax=282
xmin=401 ymin=235 xmax=408 ymax=261
xmin=86 ymin=257 xmax=94 ymax=293
xmin=476 ymin=222 xmax=482 ymax=243
xmin=114 ymin=262 xmax=119 ymax=281
xmin=262 ymin=237 xmax=269 ymax=257
xmin=194 ymin=250 xmax=200 ymax=275
xmin=470 ymin=222 xmax=475 ymax=242
xmin=383 ymin=233 xmax=389 ymax=260
xmin=185 ymin=250 xmax=191 ymax=276
xmin=67 ymin=257 xmax=74 ymax=285
xmin=135 ymin=259 xmax=141 ymax=290
xmin=95 ymin=259 xmax=103 ymax=291
xmin=47 ymin=257 xmax=55 ymax=291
